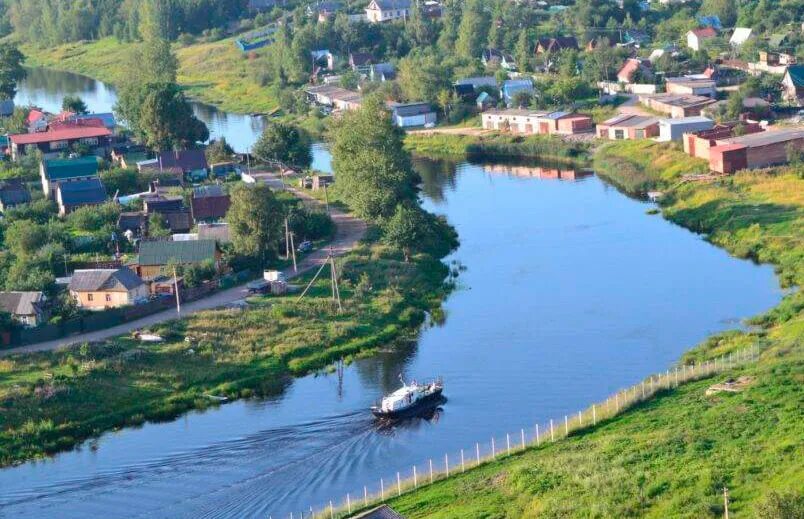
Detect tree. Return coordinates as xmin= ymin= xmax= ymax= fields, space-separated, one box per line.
xmin=329 ymin=96 xmax=417 ymax=222
xmin=226 ymin=183 xmax=284 ymax=266
xmin=397 ymin=53 xmax=452 ymax=103
xmin=252 ymin=122 xmax=312 ymax=169
xmin=700 ymin=0 xmax=737 ymax=28
xmin=205 ymin=137 xmax=234 ymax=164
xmin=339 ymin=70 xmax=360 ymax=90
xmin=455 ymin=0 xmax=490 ymax=60
xmin=62 ymin=95 xmax=88 ymax=114
xmin=134 ymin=82 xmax=209 ymax=151
xmin=0 ymin=42 xmax=25 ymax=100
xmin=383 ymin=203 xmax=428 ymax=262
xmin=147 ymin=213 xmax=171 ymax=238
xmin=755 ymin=491 xmax=804 ymax=519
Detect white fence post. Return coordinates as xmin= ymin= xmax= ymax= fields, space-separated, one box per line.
xmin=429 ymin=459 xmax=434 ymax=483
xmin=615 ymin=393 xmax=620 ymax=412
xmin=413 ymin=465 xmax=417 ymax=488
xmin=476 ymin=443 xmax=480 ymax=465
xmin=564 ymin=415 xmax=568 ymax=436
xmin=578 ymin=410 xmax=583 ymax=426
xmin=461 ymin=449 xmax=465 ymax=472
xmin=521 ymin=428 xmax=525 ymax=449
xmin=445 ymin=453 xmax=449 ymax=477
xmin=592 ymin=404 xmax=596 ymax=426
xmin=381 ymin=478 xmax=384 ymax=500
xmin=550 ymin=419 xmax=555 ymax=441
xmin=491 ymin=437 xmax=496 ymax=458
xmin=536 ymin=424 xmax=540 ymax=445
xmin=397 ymin=472 xmax=401 ymax=496
xmin=347 ymin=493 xmax=351 ymax=514
xmin=506 ymin=433 xmax=511 ymax=455
xmin=364 ymin=486 xmax=368 ymax=507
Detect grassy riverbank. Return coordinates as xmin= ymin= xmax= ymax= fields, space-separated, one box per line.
xmin=20 ymin=37 xmax=280 ymax=114
xmin=351 ymin=141 xmax=804 ymax=517
xmin=0 ymin=240 xmax=455 ymax=466
xmin=404 ymin=132 xmax=590 ymax=164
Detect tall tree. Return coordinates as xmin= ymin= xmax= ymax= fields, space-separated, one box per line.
xmin=62 ymin=95 xmax=88 ymax=114
xmin=227 ymin=183 xmax=284 ymax=266
xmin=131 ymin=82 xmax=209 ymax=150
xmin=329 ymin=95 xmax=417 ymax=222
xmin=0 ymin=43 xmax=25 ymax=100
xmin=252 ymin=122 xmax=312 ymax=169
xmin=455 ymin=0 xmax=490 ymax=60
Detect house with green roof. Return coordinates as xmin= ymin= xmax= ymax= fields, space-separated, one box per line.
xmin=782 ymin=65 xmax=804 ymax=105
xmin=40 ymin=156 xmax=100 ymax=198
xmin=133 ymin=239 xmax=222 ymax=279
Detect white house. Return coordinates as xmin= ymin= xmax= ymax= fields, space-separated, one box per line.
xmin=686 ymin=27 xmax=717 ymax=51
xmin=365 ymin=0 xmax=410 ymax=22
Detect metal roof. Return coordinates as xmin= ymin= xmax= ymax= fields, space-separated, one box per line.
xmin=58 ymin=178 xmax=107 ymax=206
xmin=0 ymin=291 xmax=45 ymax=316
xmin=69 ymin=269 xmax=145 ymax=292
xmin=43 ymin=157 xmax=99 ymax=181
xmin=718 ymin=128 xmax=804 ymax=147
xmin=137 ymin=239 xmax=218 ymax=266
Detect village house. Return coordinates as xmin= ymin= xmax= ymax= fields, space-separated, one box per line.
xmin=191 ymin=185 xmax=231 ymax=222
xmin=682 ymin=122 xmax=764 ymax=160
xmin=40 ymin=156 xmax=99 ymax=198
xmin=307 ymin=0 xmax=341 ymax=21
xmin=68 ymin=269 xmax=148 ymax=310
xmin=365 ymin=0 xmax=410 ymax=23
xmin=349 ymin=51 xmax=376 ymax=73
xmin=454 ymin=76 xmax=497 ymax=98
xmin=388 ymin=102 xmax=437 ymax=128
xmin=482 ymin=48 xmax=517 ymax=71
xmin=640 ymin=93 xmax=717 ymax=118
xmin=708 ymin=128 xmax=804 ymax=174
xmin=9 ymin=124 xmax=112 ymax=161
xmin=665 ymin=77 xmax=717 ymax=98
xmin=500 ymin=79 xmax=534 ymax=106
xmin=133 ymin=239 xmax=222 ymax=279
xmin=781 ymin=65 xmax=804 ymax=105
xmin=729 ymin=27 xmax=752 ymax=47
xmin=138 ymin=150 xmax=209 ymax=182
xmin=27 ymin=109 xmax=48 ymax=133
xmin=656 ymin=116 xmax=714 ymax=142
xmin=481 ymin=109 xmax=592 ymax=135
xmin=142 ymin=194 xmax=193 ymax=234
xmin=686 ymin=27 xmax=718 ymax=51
xmin=596 ymin=114 xmax=660 ymax=140
xmin=56 ymin=177 xmax=107 ymax=216
xmin=118 ymin=211 xmax=148 ymax=239
xmin=0 ymin=178 xmax=31 ymax=212
xmin=535 ymin=36 xmax=579 ymax=54
xmin=617 ymin=58 xmax=652 ymax=84
xmin=197 ymin=222 xmax=232 ymax=244
xmin=311 ymin=49 xmax=336 ymax=71
xmin=0 ymin=291 xmax=47 ymax=327
xmin=370 ymin=62 xmax=396 ymax=82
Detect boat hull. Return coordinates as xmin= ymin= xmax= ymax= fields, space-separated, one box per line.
xmin=371 ymin=388 xmax=444 ymax=419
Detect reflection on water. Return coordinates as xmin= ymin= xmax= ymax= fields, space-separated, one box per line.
xmin=14 ymin=68 xmax=265 ymax=152
xmin=0 ymin=74 xmax=785 ymax=519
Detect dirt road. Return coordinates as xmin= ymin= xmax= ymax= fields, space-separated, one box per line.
xmin=1 ymin=174 xmax=366 ymax=357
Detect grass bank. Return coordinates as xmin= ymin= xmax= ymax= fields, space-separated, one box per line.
xmin=346 ymin=141 xmax=803 ymax=517
xmin=404 ymin=132 xmax=590 ymax=164
xmin=20 ymin=37 xmax=280 ymax=114
xmin=0 ymin=239 xmax=455 ymax=466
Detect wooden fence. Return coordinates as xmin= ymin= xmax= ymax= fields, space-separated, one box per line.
xmin=272 ymin=345 xmax=760 ymax=519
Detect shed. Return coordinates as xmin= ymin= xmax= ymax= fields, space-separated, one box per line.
xmin=0 ymin=291 xmax=47 ymax=327
xmin=191 ymin=185 xmax=231 ymax=221
xmin=389 ymin=102 xmax=436 ymax=128
xmin=135 ymin=239 xmax=221 ymax=279
xmin=0 ymin=178 xmax=31 ymax=211
xmin=56 ymin=177 xmax=107 ymax=215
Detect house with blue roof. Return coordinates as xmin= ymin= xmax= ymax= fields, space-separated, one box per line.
xmin=500 ymin=79 xmax=534 ymax=107
xmin=40 ymin=156 xmax=100 ymax=198
xmin=56 ymin=177 xmax=107 ymax=215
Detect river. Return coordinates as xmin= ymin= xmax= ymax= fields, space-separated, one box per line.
xmin=0 ymin=69 xmax=782 ymax=518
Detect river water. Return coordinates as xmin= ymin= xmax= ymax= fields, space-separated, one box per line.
xmin=0 ymin=69 xmax=782 ymax=518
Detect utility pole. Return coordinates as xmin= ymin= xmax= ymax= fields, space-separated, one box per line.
xmin=289 ymin=232 xmax=297 ymax=272
xmin=323 ymin=183 xmax=330 ymax=214
xmin=285 ymin=217 xmax=290 ymax=260
xmin=723 ymin=488 xmax=729 ymax=519
xmin=173 ymin=266 xmax=181 ymax=316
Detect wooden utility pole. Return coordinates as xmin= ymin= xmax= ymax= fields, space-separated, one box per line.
xmin=723 ymin=487 xmax=729 ymax=519
xmin=330 ymin=254 xmax=342 ymax=311
xmin=289 ymin=231 xmax=297 ymax=272
xmin=284 ymin=217 xmax=290 ymax=260
xmin=323 ymin=183 xmax=330 ymax=214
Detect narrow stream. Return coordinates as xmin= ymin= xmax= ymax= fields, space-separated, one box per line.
xmin=0 ymin=68 xmax=783 ymax=518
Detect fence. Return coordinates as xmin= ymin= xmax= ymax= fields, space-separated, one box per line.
xmin=271 ymin=345 xmax=760 ymax=519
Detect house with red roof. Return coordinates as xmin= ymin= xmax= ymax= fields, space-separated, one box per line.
xmin=617 ymin=58 xmax=652 ymax=84
xmin=686 ymin=27 xmax=718 ymax=51
xmin=26 ymin=109 xmax=48 ymax=133
xmin=9 ymin=124 xmax=112 ymax=161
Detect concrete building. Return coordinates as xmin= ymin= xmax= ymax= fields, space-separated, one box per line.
xmin=708 ymin=128 xmax=804 ymax=174
xmin=596 ymin=114 xmax=660 ymax=140
xmin=656 ymin=116 xmax=714 ymax=142
xmin=640 ymin=93 xmax=717 ymax=118
xmin=481 ymin=109 xmax=593 ymax=135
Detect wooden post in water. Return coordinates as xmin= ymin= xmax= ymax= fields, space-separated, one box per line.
xmin=550 ymin=419 xmax=555 ymax=441
xmin=429 ymin=459 xmax=434 ymax=483
xmin=347 ymin=494 xmax=351 ymax=514
xmin=641 ymin=381 xmax=645 ymax=399
xmin=616 ymin=393 xmax=620 ymax=412
xmin=413 ymin=466 xmax=417 ymax=488
xmin=381 ymin=478 xmax=384 ymax=500
xmin=397 ymin=472 xmax=401 ymax=496
xmin=476 ymin=443 xmax=480 ymax=465
xmin=329 ymin=501 xmax=333 ymax=519
xmin=578 ymin=410 xmax=583 ymax=427
xmin=491 ymin=437 xmax=496 ymax=458
xmin=564 ymin=415 xmax=568 ymax=436
xmin=364 ymin=486 xmax=368 ymax=507
xmin=521 ymin=428 xmax=525 ymax=449
xmin=506 ymin=433 xmax=511 ymax=455
xmin=461 ymin=449 xmax=465 ymax=472
xmin=593 ymin=404 xmax=596 ymax=426
xmin=445 ymin=453 xmax=449 ymax=477
xmin=536 ymin=424 xmax=540 ymax=445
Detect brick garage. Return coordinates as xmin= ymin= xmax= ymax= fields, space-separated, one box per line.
xmin=708 ymin=128 xmax=804 ymax=174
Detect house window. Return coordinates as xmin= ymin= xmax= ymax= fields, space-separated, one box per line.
xmin=87 ymin=293 xmax=94 ymax=301
xmin=50 ymin=140 xmax=69 ymax=150
xmin=105 ymin=294 xmax=112 ymax=302
xmin=614 ymin=129 xmax=625 ymax=140
xmin=80 ymin=137 xmax=99 ymax=146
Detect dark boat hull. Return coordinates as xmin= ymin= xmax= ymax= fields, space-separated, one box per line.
xmin=371 ymin=388 xmax=444 ymax=419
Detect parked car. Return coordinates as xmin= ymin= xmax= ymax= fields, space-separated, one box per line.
xmin=247 ymin=279 xmax=271 ymax=294
xmin=297 ymin=240 xmax=313 ymax=253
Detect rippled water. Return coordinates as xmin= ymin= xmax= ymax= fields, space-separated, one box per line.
xmin=0 ymin=70 xmax=783 ymax=518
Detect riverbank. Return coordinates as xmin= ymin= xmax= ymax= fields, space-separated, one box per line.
xmin=345 ymin=141 xmax=804 ymax=517
xmin=19 ymin=37 xmax=279 ymax=115
xmin=404 ymin=132 xmax=591 ymax=164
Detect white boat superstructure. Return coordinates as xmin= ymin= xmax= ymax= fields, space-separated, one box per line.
xmin=371 ymin=377 xmax=444 ymax=418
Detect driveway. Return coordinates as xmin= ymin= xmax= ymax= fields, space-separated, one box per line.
xmin=1 ymin=174 xmax=366 ymax=357
xmin=617 ymin=94 xmax=650 ymax=116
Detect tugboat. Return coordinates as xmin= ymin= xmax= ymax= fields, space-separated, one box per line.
xmin=371 ymin=376 xmax=444 ymax=419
